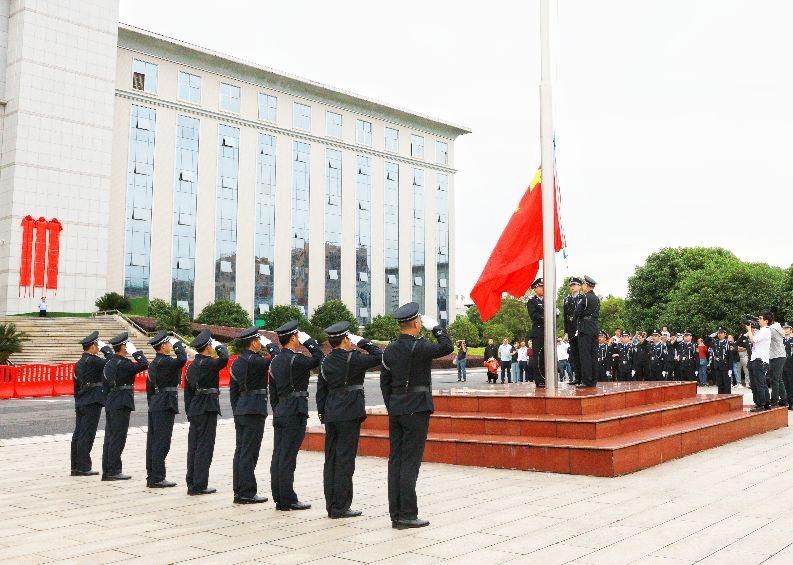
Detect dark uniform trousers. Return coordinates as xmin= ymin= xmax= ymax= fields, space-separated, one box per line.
xmin=714 ymin=369 xmax=731 ymax=395
xmin=186 ymin=413 xmax=218 ymax=491
xmin=146 ymin=410 xmax=176 ymax=484
xmin=102 ymin=408 xmax=131 ymax=476
xmin=568 ymin=336 xmax=580 ymax=381
xmin=578 ymin=334 xmax=597 ymax=386
xmin=71 ymin=404 xmax=102 ymax=472
xmin=233 ymin=414 xmax=266 ymax=499
xmin=324 ymin=418 xmax=362 ymax=514
xmin=270 ymin=414 xmax=307 ymax=506
xmin=388 ymin=411 xmax=430 ymax=521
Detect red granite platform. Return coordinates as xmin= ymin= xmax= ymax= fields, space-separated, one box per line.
xmin=301 ymin=382 xmax=789 ymax=476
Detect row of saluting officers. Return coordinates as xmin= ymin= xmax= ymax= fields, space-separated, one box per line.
xmin=70 ymin=301 xmax=452 ymax=528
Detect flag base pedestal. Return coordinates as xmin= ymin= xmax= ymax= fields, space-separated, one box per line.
xmin=301 ymin=382 xmax=787 ymax=477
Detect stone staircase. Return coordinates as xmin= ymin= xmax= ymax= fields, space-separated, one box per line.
xmin=0 ymin=315 xmax=158 ymax=365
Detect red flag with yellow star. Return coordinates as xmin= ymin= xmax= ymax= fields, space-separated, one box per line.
xmin=470 ymin=168 xmax=563 ymax=321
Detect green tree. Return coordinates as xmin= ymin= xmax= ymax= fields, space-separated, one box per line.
xmin=465 ymin=304 xmax=486 ymax=338
xmin=364 ymin=314 xmax=400 ymax=341
xmin=95 ymin=292 xmax=130 ymax=313
xmin=598 ymin=295 xmax=626 ymax=335
xmin=154 ymin=303 xmax=193 ymax=337
xmin=448 ymin=315 xmax=479 ymax=346
xmin=0 ymin=323 xmax=28 ymax=365
xmin=147 ymin=298 xmax=171 ymax=320
xmin=195 ymin=300 xmax=252 ymax=328
xmin=624 ymin=247 xmax=737 ymax=331
xmin=489 ymin=297 xmax=531 ymax=341
xmin=779 ymin=264 xmax=793 ymax=324
xmin=262 ymin=304 xmax=311 ymax=335
xmin=482 ymin=322 xmax=510 ymax=343
xmin=309 ymin=300 xmax=359 ymax=343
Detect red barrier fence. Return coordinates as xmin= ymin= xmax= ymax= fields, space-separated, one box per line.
xmin=0 ymin=355 xmax=239 ymax=399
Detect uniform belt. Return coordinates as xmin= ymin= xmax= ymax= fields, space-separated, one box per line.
xmin=195 ymin=388 xmax=219 ymax=395
xmin=330 ymin=384 xmax=364 ymax=394
xmin=391 ymin=385 xmax=430 ymax=394
xmin=114 ymin=385 xmax=133 ymax=391
xmin=157 ymin=387 xmax=179 ymax=392
xmin=581 ymin=316 xmax=593 ymax=320
xmin=241 ymin=388 xmax=268 ymax=396
xmin=289 ymin=391 xmax=309 ymax=398
xmin=82 ymin=382 xmax=103 ymax=389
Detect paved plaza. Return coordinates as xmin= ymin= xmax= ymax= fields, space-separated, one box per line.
xmin=1 ymin=389 xmax=792 ymax=564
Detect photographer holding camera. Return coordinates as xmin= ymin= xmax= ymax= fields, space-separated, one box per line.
xmin=746 ymin=313 xmax=771 ymax=411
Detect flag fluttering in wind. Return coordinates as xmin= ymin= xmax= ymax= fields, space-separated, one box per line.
xmin=470 ymin=168 xmax=564 ymax=321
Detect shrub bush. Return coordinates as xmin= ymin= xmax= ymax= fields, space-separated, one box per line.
xmin=448 ymin=316 xmax=480 ymax=346
xmin=310 ymin=300 xmax=359 ymax=343
xmin=0 ymin=322 xmax=28 ymax=364
xmin=262 ymin=304 xmax=312 ymax=335
xmin=95 ymin=292 xmax=131 ymax=313
xmin=147 ymin=298 xmax=171 ymax=320
xmin=154 ymin=303 xmax=193 ymax=337
xmin=195 ymin=300 xmax=252 ymax=329
xmin=364 ymin=314 xmax=400 ymax=341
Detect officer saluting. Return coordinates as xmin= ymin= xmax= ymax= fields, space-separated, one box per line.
xmin=678 ymin=331 xmax=698 ymax=382
xmin=145 ymin=331 xmax=187 ymax=488
xmin=563 ymin=277 xmax=583 ymax=385
xmin=574 ymin=276 xmax=601 ymax=388
xmin=101 ymin=332 xmax=149 ymax=481
xmin=710 ymin=328 xmax=731 ymax=394
xmin=230 ymin=326 xmax=279 ymax=504
xmin=380 ymin=302 xmax=453 ymax=530
xmin=317 ymin=321 xmax=382 ymax=519
xmin=526 ymin=278 xmax=547 ymax=388
xmin=596 ymin=331 xmax=610 ymax=382
xmin=269 ymin=320 xmax=323 ymax=511
xmin=184 ymin=330 xmax=228 ymax=495
xmin=648 ymin=330 xmax=668 ymax=381
xmin=71 ymin=331 xmax=113 ymax=476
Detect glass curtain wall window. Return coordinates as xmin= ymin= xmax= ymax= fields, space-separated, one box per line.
xmin=325 ymin=149 xmax=342 ymax=302
xmin=410 ymin=134 xmax=424 ymax=158
xmin=383 ymin=162 xmax=400 ymax=314
xmin=215 ymin=125 xmax=240 ymax=301
xmin=355 ymin=156 xmax=372 ymax=324
xmin=171 ymin=115 xmax=199 ymax=316
xmin=326 ymin=111 xmax=342 ymax=139
xmin=254 ymin=134 xmax=277 ymax=320
xmin=384 ymin=127 xmax=399 ymax=152
xmin=436 ymin=140 xmax=449 ymax=165
xmin=411 ymin=168 xmax=425 ymax=307
xmin=356 ymin=119 xmax=372 ymax=146
xmin=292 ymin=141 xmax=310 ymax=313
xmin=294 ymin=103 xmax=311 ymax=131
xmin=132 ymin=59 xmax=158 ymax=94
xmin=220 ymin=83 xmax=241 ymax=113
xmin=124 ymin=105 xmax=156 ymax=299
xmin=178 ymin=72 xmax=201 ymax=103
xmin=436 ymin=173 xmax=450 ymax=326
xmin=258 ymin=93 xmax=277 ymax=122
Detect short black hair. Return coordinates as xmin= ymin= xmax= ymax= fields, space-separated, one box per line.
xmin=153 ymin=343 xmax=166 ymax=353
xmin=761 ymin=311 xmax=775 ymax=324
xmin=82 ymin=343 xmax=94 ymax=352
xmin=236 ymin=337 xmax=257 ymax=350
xmin=328 ymin=335 xmax=345 ymax=348
xmin=112 ymin=343 xmax=124 ymax=353
xmin=278 ymin=333 xmax=292 ymax=347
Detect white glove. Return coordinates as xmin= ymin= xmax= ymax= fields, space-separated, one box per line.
xmin=347 ymin=333 xmax=363 ymax=346
xmin=662 ymin=371 xmax=667 ymax=378
xmin=555 ymin=307 xmax=560 ymax=316
xmin=574 ymin=331 xmax=579 ymax=337
xmin=126 ymin=341 xmax=138 ymax=355
xmin=632 ymin=370 xmax=636 ymax=377
xmin=168 ymin=337 xmax=178 ymax=346
xmin=606 ymin=371 xmax=611 ymax=377
xmin=210 ymin=339 xmax=221 ymax=349
xmin=420 ymin=315 xmax=439 ymax=330
xmin=728 ymin=370 xmax=733 ymax=377
xmin=297 ymin=331 xmax=311 ymax=345
xmin=258 ymin=334 xmax=272 ymax=346
xmin=96 ymin=339 xmax=107 ymax=350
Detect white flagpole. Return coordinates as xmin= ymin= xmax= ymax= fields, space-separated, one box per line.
xmin=540 ymin=0 xmax=558 ymax=392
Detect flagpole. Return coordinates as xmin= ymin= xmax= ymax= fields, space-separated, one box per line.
xmin=540 ymin=0 xmax=558 ymax=393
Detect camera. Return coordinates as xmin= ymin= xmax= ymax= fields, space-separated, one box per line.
xmin=742 ymin=314 xmax=759 ymax=329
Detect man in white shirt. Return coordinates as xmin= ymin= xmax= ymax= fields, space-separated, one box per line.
xmin=38 ymin=296 xmax=47 ymax=317
xmin=517 ymin=340 xmax=529 ymax=383
xmin=497 ymin=338 xmax=513 ymax=384
xmin=747 ymin=312 xmax=772 ymax=411
xmin=557 ymin=338 xmax=571 ymax=382
xmin=768 ymin=315 xmax=787 ymax=407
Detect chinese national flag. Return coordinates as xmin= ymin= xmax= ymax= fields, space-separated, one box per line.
xmin=470 ymin=168 xmax=563 ymax=321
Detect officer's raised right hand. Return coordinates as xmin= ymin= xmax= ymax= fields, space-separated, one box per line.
xmin=297 ymin=331 xmax=312 ymax=345
xmin=420 ymin=315 xmax=440 ymax=330
xmin=347 ymin=334 xmax=363 ymax=346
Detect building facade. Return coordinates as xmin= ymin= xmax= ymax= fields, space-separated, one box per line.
xmin=0 ymin=1 xmax=469 ymax=327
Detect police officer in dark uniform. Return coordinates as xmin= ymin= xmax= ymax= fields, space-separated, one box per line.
xmin=380 ymin=302 xmax=453 ymax=529
xmin=317 ymin=321 xmax=382 ymax=519
xmin=71 ymin=331 xmax=113 ymax=476
xmin=145 ymin=331 xmax=187 ymax=488
xmin=230 ymin=326 xmax=279 ymax=504
xmin=666 ymin=333 xmax=681 ymax=380
xmin=269 ymin=320 xmax=323 ymax=510
xmin=574 ymin=276 xmax=601 ymax=388
xmin=782 ymin=323 xmax=793 ymax=410
xmin=649 ymin=330 xmax=668 ymax=381
xmin=184 ymin=329 xmax=229 ymax=495
xmin=632 ymin=332 xmax=650 ymax=381
xmin=596 ymin=331 xmax=610 ymax=382
xmin=526 ymin=278 xmax=547 ymax=388
xmin=615 ymin=332 xmax=634 ymax=381
xmin=563 ymin=277 xmax=583 ymax=385
xmin=677 ymin=331 xmax=698 ymax=382
xmin=101 ymin=332 xmax=149 ymax=480
xmin=710 ymin=328 xmax=731 ymax=394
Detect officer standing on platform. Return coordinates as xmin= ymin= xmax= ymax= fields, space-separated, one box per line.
xmin=678 ymin=331 xmax=698 ymax=382
xmin=317 ymin=321 xmax=382 ymax=519
xmin=184 ymin=330 xmax=228 ymax=496
xmin=101 ymin=332 xmax=149 ymax=481
xmin=563 ymin=277 xmax=583 ymax=385
xmin=269 ymin=320 xmax=323 ymax=511
xmin=145 ymin=331 xmax=187 ymax=488
xmin=230 ymin=326 xmax=279 ymax=504
xmin=596 ymin=331 xmax=610 ymax=382
xmin=649 ymin=330 xmax=668 ymax=381
xmin=574 ymin=276 xmax=601 ymax=388
xmin=526 ymin=278 xmax=547 ymax=388
xmin=71 ymin=331 xmax=113 ymax=476
xmin=711 ymin=328 xmax=732 ymax=394
xmin=380 ymin=302 xmax=453 ymax=530
xmin=783 ymin=324 xmax=793 ymax=410
xmin=616 ymin=332 xmax=634 ymax=381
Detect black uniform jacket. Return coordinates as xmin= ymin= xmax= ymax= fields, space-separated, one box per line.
xmin=617 ymin=343 xmax=634 ymax=369
xmin=526 ymin=295 xmax=544 ymax=339
xmin=563 ymin=294 xmax=581 ymax=337
xmin=147 ymin=342 xmax=188 ymax=413
xmin=710 ymin=339 xmax=730 ymax=370
xmin=632 ymin=341 xmax=650 ymax=372
xmin=269 ymin=340 xmax=323 ymax=419
xmin=380 ymin=328 xmax=453 ymax=416
xmin=74 ymin=346 xmax=113 ymax=408
xmin=649 ymin=342 xmax=668 ymax=371
xmin=184 ymin=346 xmax=229 ymax=418
xmin=103 ymin=351 xmax=149 ymax=411
xmin=678 ymin=342 xmax=697 ymax=365
xmin=317 ymin=340 xmax=382 ymax=423
xmin=574 ymin=291 xmax=600 ymax=336
xmin=784 ymin=337 xmax=793 ymax=374
xmin=230 ymin=344 xmax=279 ymax=417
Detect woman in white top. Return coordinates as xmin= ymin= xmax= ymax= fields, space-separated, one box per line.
xmin=557 ymin=338 xmax=572 ymax=382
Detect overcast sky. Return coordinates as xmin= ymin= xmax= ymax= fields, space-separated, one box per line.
xmin=119 ymin=0 xmax=792 ymax=300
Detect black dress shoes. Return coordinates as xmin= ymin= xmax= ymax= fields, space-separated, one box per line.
xmin=187 ymin=487 xmax=217 ymax=495
xmin=393 ymin=517 xmax=430 ymax=529
xmin=71 ymin=470 xmax=99 ymax=477
xmin=329 ymin=509 xmax=362 ymax=519
xmin=276 ymin=501 xmax=311 ymax=511
xmin=234 ymin=495 xmax=268 ymax=504
xmin=147 ymin=480 xmax=177 ymax=488
xmin=101 ymin=473 xmax=131 ymax=481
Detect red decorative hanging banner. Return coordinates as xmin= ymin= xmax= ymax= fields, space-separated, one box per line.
xmin=33 ymin=217 xmax=47 ymax=290
xmin=19 ymin=215 xmax=34 ymax=295
xmin=46 ymin=218 xmax=62 ymax=291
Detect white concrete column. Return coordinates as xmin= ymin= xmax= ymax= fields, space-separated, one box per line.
xmin=107 ymin=96 xmax=131 ymax=295
xmin=340 ymin=149 xmax=356 ymax=312
xmin=424 ymin=171 xmax=438 ymax=318
xmin=307 ymin=140 xmax=325 ymax=316
xmin=369 ymin=157 xmax=384 ymax=317
xmin=273 ymin=134 xmax=292 ymax=307
xmin=448 ymin=172 xmax=457 ymax=321
xmin=397 ymin=165 xmax=413 ymax=307
xmin=148 ymin=107 xmax=176 ymax=303
xmin=236 ymin=126 xmax=257 ymax=318
xmin=192 ymin=118 xmax=219 ymax=315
